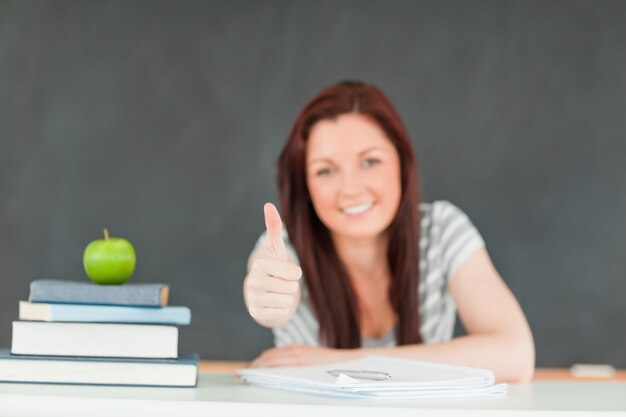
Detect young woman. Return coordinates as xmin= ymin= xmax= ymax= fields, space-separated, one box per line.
xmin=243 ymin=81 xmax=535 ymax=382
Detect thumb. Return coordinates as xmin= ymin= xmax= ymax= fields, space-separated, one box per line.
xmin=264 ymin=202 xmax=288 ymax=261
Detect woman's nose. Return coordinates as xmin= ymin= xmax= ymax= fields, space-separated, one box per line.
xmin=339 ymin=169 xmax=365 ymax=195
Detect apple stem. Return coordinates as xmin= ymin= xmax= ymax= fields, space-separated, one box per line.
xmin=103 ymin=228 xmax=109 ymax=240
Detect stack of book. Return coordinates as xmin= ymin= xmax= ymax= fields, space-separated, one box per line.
xmin=0 ymin=279 xmax=198 ymax=387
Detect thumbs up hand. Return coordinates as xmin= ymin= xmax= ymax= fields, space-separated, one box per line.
xmin=244 ymin=203 xmax=302 ymax=328
xmin=262 ymin=202 xmax=289 ymax=262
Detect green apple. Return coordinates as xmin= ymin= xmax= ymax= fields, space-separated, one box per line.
xmin=83 ymin=228 xmax=136 ymax=285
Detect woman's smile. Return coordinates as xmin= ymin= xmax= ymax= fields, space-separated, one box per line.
xmin=341 ymin=201 xmax=375 ymax=216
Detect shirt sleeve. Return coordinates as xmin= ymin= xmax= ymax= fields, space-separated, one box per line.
xmin=433 ymin=201 xmax=485 ymax=281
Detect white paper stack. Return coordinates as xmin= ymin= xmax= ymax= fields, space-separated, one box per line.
xmin=238 ymin=356 xmax=507 ymax=399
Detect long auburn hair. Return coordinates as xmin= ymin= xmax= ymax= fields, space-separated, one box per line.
xmin=277 ymin=81 xmax=421 ymax=348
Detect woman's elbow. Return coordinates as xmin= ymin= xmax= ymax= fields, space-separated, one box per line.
xmin=504 ymin=333 xmax=536 ymax=382
xmin=509 ymin=358 xmax=535 ymax=382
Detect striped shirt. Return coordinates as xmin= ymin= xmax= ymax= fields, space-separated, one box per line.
xmin=255 ymin=200 xmax=485 ymax=348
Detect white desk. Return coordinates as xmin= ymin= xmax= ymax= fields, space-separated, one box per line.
xmin=1 ymin=372 xmax=625 ymax=417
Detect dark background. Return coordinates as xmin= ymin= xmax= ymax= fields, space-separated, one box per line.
xmin=1 ymin=0 xmax=625 ymax=366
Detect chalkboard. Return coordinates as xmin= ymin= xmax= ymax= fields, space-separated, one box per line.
xmin=1 ymin=0 xmax=625 ymax=366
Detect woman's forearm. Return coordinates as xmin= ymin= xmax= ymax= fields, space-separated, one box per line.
xmin=363 ymin=333 xmax=535 ymax=382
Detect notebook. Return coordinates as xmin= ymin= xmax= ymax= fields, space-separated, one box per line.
xmin=238 ymin=356 xmax=508 ymax=399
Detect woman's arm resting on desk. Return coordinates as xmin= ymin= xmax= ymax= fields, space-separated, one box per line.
xmin=420 ymin=247 xmax=536 ymax=381
xmin=364 ymin=247 xmax=535 ymax=381
xmin=249 ymin=248 xmax=535 ymax=383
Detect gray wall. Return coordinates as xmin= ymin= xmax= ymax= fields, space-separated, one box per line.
xmin=1 ymin=0 xmax=625 ymax=366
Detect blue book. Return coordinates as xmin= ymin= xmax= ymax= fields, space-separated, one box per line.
xmin=19 ymin=301 xmax=191 ymax=325
xmin=29 ymin=279 xmax=169 ymax=307
xmin=0 ymin=349 xmax=198 ymax=387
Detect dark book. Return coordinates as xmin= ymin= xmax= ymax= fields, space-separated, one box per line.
xmin=29 ymin=279 xmax=169 ymax=307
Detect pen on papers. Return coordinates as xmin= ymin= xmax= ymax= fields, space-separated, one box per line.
xmin=327 ymin=369 xmax=392 ymax=381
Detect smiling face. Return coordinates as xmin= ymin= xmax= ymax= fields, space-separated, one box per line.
xmin=305 ymin=113 xmax=402 ymax=242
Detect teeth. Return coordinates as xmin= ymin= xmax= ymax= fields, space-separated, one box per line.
xmin=342 ymin=202 xmax=373 ymax=215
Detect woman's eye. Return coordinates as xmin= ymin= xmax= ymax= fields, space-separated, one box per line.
xmin=316 ymin=167 xmax=334 ymax=177
xmin=362 ymin=158 xmax=380 ymax=168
